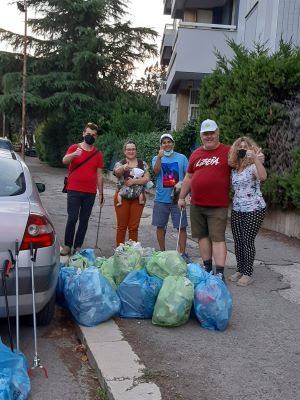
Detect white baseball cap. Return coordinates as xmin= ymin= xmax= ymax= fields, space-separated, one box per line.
xmin=200 ymin=119 xmax=218 ymax=133
xmin=160 ymin=133 xmax=174 ymax=143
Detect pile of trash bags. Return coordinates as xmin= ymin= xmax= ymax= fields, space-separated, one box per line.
xmin=0 ymin=339 xmax=31 ymax=400
xmin=57 ymin=241 xmax=232 ymax=331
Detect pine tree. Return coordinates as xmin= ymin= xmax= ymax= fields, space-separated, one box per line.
xmin=0 ymin=0 xmax=158 ymax=161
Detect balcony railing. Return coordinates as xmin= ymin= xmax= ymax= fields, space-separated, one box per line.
xmin=179 ymin=21 xmax=236 ymax=31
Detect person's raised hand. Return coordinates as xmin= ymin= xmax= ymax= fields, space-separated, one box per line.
xmin=256 ymin=148 xmax=265 ymax=164
xmin=158 ymin=146 xmax=164 ymax=159
xmin=74 ymin=147 xmax=83 ymax=157
xmin=247 ymin=147 xmax=264 ymax=163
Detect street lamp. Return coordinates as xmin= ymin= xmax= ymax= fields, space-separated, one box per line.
xmin=17 ymin=0 xmax=27 ymax=160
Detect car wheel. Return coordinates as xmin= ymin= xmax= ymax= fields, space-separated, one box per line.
xmin=26 ymin=292 xmax=56 ymax=326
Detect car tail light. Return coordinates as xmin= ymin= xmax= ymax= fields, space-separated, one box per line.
xmin=20 ymin=213 xmax=55 ymax=250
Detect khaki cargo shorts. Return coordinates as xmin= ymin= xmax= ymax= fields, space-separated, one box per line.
xmin=190 ymin=205 xmax=228 ymax=242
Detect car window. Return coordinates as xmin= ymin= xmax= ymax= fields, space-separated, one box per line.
xmin=0 ymin=140 xmax=13 ymax=150
xmin=0 ymin=158 xmax=26 ymax=196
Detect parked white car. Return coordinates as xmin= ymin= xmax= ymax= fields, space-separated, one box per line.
xmin=0 ymin=148 xmax=60 ymax=325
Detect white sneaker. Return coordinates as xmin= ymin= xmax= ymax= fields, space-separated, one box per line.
xmin=237 ymin=275 xmax=254 ymax=286
xmin=229 ymin=272 xmax=243 ymax=282
xmin=60 ymin=245 xmax=71 ymax=256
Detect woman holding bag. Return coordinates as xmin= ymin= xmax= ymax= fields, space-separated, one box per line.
xmin=113 ymin=140 xmax=150 ymax=246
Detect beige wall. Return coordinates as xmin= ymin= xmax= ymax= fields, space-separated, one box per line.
xmin=262 ymin=209 xmax=300 ymax=239
xmin=175 ymin=89 xmax=189 ymax=130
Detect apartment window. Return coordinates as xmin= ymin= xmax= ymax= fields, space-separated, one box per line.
xmin=189 ymin=107 xmax=200 ymax=121
xmin=188 ymin=89 xmax=200 ymax=121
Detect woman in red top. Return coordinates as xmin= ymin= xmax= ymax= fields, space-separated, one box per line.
xmin=60 ymin=122 xmax=104 ymax=256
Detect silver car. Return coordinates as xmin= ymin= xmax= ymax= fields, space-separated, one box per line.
xmin=0 ymin=148 xmax=60 ymax=325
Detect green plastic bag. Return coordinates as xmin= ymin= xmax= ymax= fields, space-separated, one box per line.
xmin=141 ymin=249 xmax=158 ymax=268
xmin=146 ymin=251 xmax=187 ymax=280
xmin=152 ymin=276 xmax=194 ymax=327
xmin=113 ymin=247 xmax=142 ymax=286
xmin=99 ymin=257 xmax=116 ymax=289
xmin=95 ymin=256 xmax=106 ymax=269
xmin=67 ymin=254 xmax=89 ymax=269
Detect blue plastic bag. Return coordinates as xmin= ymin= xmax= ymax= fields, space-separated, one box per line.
xmin=186 ymin=263 xmax=209 ymax=288
xmin=64 ymin=267 xmax=121 ymax=326
xmin=77 ymin=248 xmax=96 ymax=265
xmin=194 ymin=275 xmax=233 ymax=331
xmin=56 ymin=265 xmax=76 ymax=308
xmin=0 ymin=339 xmax=31 ymax=400
xmin=117 ymin=269 xmax=162 ymax=319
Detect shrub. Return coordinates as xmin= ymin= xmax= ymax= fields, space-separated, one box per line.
xmin=199 ymin=39 xmax=300 ymax=210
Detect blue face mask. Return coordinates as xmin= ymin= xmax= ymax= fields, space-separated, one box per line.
xmin=163 ymin=150 xmax=174 ymax=157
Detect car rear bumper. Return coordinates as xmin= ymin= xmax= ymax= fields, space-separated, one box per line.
xmin=0 ymin=287 xmax=56 ymax=316
xmin=0 ymin=242 xmax=60 ymax=317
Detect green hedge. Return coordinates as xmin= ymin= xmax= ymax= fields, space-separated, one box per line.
xmin=262 ymin=148 xmax=300 ymax=210
xmin=199 ymin=39 xmax=300 ymax=211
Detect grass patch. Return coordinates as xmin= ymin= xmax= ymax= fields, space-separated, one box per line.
xmin=137 ymin=368 xmax=169 ymax=383
xmin=96 ymin=387 xmax=109 ymax=400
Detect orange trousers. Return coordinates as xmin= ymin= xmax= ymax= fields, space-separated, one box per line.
xmin=114 ymin=192 xmax=145 ymax=246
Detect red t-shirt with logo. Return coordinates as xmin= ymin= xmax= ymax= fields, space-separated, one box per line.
xmin=187 ymin=144 xmax=231 ymax=207
xmin=66 ymin=144 xmax=104 ymax=194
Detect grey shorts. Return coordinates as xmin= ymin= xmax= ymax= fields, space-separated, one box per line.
xmin=152 ymin=202 xmax=188 ymax=229
xmin=190 ymin=205 xmax=228 ymax=242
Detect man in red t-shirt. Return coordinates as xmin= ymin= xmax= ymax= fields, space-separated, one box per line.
xmin=60 ymin=122 xmax=104 ymax=256
xmin=178 ymin=119 xmax=230 ymax=281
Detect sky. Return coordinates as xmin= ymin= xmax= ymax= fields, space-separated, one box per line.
xmin=0 ymin=0 xmax=171 ymax=77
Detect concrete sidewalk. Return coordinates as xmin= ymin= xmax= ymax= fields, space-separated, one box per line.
xmin=76 ymin=321 xmax=162 ymax=400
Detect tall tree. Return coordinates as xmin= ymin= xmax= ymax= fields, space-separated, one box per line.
xmin=133 ymin=62 xmax=167 ymax=96
xmin=0 ymin=0 xmax=158 ymax=159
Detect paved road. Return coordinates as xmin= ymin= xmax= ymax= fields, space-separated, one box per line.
xmin=11 ymin=156 xmax=300 ymax=400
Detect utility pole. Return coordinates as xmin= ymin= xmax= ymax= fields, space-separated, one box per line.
xmin=2 ymin=113 xmax=5 ymax=138
xmin=18 ymin=0 xmax=27 ymax=160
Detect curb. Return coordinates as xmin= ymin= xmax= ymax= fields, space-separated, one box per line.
xmin=76 ymin=320 xmax=162 ymax=400
xmin=60 ymin=253 xmax=161 ymax=399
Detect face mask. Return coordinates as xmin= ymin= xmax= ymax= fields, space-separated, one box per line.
xmin=237 ymin=149 xmax=247 ymax=159
xmin=163 ymin=150 xmax=174 ymax=157
xmin=84 ymin=134 xmax=95 ymax=145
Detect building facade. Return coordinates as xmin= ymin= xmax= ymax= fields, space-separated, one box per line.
xmin=159 ymin=0 xmax=300 ymax=131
